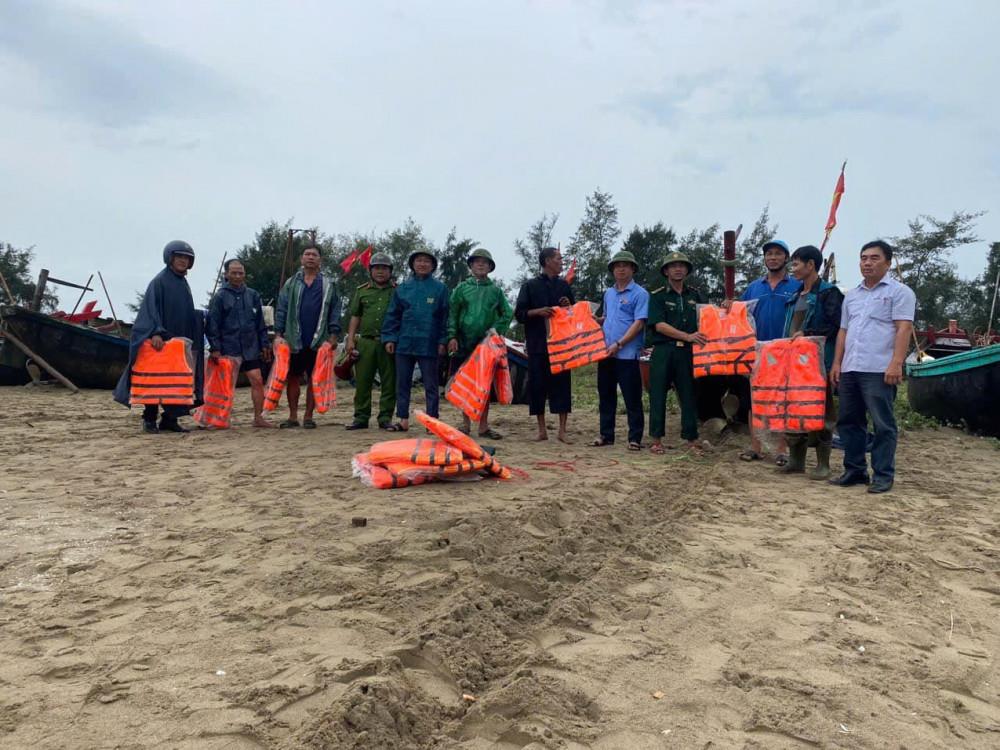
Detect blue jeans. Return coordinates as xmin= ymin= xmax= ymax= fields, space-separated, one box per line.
xmin=837 ymin=371 xmax=898 ymax=483
xmin=395 ymin=353 xmax=440 ymax=420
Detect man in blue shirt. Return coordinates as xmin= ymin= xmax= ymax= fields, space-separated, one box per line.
xmin=593 ymin=251 xmax=649 ymax=450
xmin=739 ymin=239 xmax=802 ymax=464
xmin=830 ymin=240 xmax=916 ymax=494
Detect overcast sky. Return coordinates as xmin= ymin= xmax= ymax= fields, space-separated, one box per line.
xmin=1 ymin=0 xmax=997 ymax=315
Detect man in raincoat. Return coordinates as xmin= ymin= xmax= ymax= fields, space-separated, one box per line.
xmin=381 ymin=250 xmax=449 ymax=432
xmin=446 ymin=248 xmax=513 ymax=438
xmin=206 ymin=259 xmax=273 ymax=427
xmin=274 ymin=245 xmax=341 ymax=429
xmin=113 ymin=240 xmax=204 ymax=434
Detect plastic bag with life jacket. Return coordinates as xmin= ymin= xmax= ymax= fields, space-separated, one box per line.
xmin=311 ymin=341 xmax=337 ymax=413
xmin=546 ymin=301 xmax=608 ymax=374
xmin=263 ymin=339 xmax=291 ymax=412
xmin=368 ymin=437 xmax=464 ymax=467
xmin=692 ymin=301 xmax=758 ymax=378
xmin=129 ymin=337 xmax=196 ymax=407
xmin=445 ymin=331 xmax=513 ymax=422
xmin=192 ymin=355 xmax=241 ymax=429
xmin=750 ymin=336 xmax=828 ymax=434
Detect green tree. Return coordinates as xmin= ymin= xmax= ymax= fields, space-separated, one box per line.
xmin=0 ymin=242 xmax=58 ymax=310
xmin=734 ymin=205 xmax=779 ymax=290
xmin=235 ymin=219 xmax=319 ymax=305
xmin=891 ymin=211 xmax=983 ymax=327
xmin=437 ymin=228 xmax=478 ymax=289
xmin=513 ymin=213 xmax=559 ymax=285
xmin=676 ymin=223 xmax=724 ymax=301
xmin=621 ymin=223 xmax=677 ymax=290
xmin=956 ymin=241 xmax=1000 ymax=336
xmin=568 ymin=188 xmax=621 ymax=302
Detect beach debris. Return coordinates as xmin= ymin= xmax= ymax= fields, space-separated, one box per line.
xmin=462 ymin=693 xmax=477 ymax=702
xmin=651 ymin=691 xmax=665 ymax=700
xmin=215 ymin=669 xmax=226 ymax=676
xmin=857 ymin=646 xmax=866 ymax=653
xmin=838 ymin=723 xmax=852 ymax=734
xmin=351 ymin=517 xmax=368 ymax=527
xmin=661 ymin=729 xmax=672 ymax=735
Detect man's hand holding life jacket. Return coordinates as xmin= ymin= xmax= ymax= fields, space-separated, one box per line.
xmin=448 ymin=338 xmax=459 ymax=354
xmin=150 ymin=335 xmax=166 ymax=352
xmin=687 ymin=331 xmax=709 ymax=346
xmin=530 ymin=307 xmax=556 ymax=318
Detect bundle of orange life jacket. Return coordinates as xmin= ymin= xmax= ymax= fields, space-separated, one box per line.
xmin=445 ymin=332 xmax=513 ymax=422
xmin=192 ymin=355 xmax=240 ymax=429
xmin=692 ymin=301 xmax=757 ymax=378
xmin=312 ymin=341 xmax=337 ymax=413
xmin=750 ymin=336 xmax=828 ymax=433
xmin=546 ymin=301 xmax=608 ymax=374
xmin=129 ymin=337 xmax=195 ymax=407
xmin=263 ymin=340 xmax=291 ymax=412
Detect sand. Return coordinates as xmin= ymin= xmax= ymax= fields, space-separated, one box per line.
xmin=1 ymin=384 xmax=999 ymax=749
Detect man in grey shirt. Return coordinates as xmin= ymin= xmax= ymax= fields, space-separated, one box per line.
xmin=829 ymin=240 xmax=916 ymax=494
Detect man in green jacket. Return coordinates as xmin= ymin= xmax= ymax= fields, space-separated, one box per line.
xmin=446 ymin=248 xmax=514 ymax=438
xmin=274 ymin=245 xmax=341 ymax=429
xmin=343 ymin=253 xmax=397 ymax=431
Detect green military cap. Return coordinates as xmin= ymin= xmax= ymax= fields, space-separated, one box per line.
xmin=407 ymin=250 xmax=438 ymax=272
xmin=607 ymin=250 xmax=639 ymax=273
xmin=659 ymin=251 xmax=693 ymax=276
xmin=466 ymin=248 xmax=496 ymax=272
xmin=369 ymin=252 xmax=393 ymax=270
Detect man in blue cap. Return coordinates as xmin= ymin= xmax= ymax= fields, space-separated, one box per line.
xmin=738 ymin=239 xmax=801 ymax=464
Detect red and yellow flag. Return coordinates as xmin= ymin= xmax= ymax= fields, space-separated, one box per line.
xmin=358 ymin=245 xmax=373 ymax=270
xmin=564 ymin=257 xmax=577 ymax=284
xmin=339 ymin=249 xmax=359 ymax=273
xmin=820 ymin=161 xmax=846 ymax=251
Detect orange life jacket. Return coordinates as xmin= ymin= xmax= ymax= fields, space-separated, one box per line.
xmin=446 ymin=333 xmax=512 ymax=421
xmin=353 ymin=453 xmax=434 ymax=489
xmin=311 ymin=341 xmax=337 ymax=414
xmin=263 ymin=340 xmax=291 ymax=412
xmin=415 ymin=410 xmax=510 ymax=479
xmin=547 ymin=302 xmax=608 ymax=374
xmin=368 ymin=438 xmax=463 ymax=467
xmin=192 ymin=355 xmax=239 ymax=429
xmin=129 ymin=338 xmax=195 ymax=406
xmin=692 ymin=302 xmax=757 ymax=378
xmin=750 ymin=337 xmax=827 ymax=433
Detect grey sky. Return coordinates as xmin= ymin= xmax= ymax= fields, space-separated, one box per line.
xmin=1 ymin=0 xmax=997 ymax=314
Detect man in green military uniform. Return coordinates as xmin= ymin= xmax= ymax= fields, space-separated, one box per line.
xmin=646 ymin=251 xmax=708 ymax=454
xmin=447 ymin=248 xmax=514 ymax=438
xmin=343 ymin=253 xmax=397 ymax=430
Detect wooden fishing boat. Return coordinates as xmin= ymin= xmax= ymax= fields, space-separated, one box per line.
xmin=0 ymin=305 xmax=130 ymax=388
xmin=906 ymin=343 xmax=1000 ymax=436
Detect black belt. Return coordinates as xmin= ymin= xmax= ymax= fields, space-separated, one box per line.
xmin=358 ymin=334 xmax=381 ymax=339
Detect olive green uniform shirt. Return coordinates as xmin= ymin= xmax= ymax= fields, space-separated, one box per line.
xmin=349 ymin=283 xmax=395 ymax=337
xmin=645 ymin=284 xmax=705 ymax=346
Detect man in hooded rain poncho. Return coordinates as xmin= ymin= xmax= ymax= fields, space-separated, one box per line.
xmin=113 ymin=240 xmax=204 ymax=433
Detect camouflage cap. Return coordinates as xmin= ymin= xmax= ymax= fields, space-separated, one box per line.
xmin=369 ymin=252 xmax=393 ymax=269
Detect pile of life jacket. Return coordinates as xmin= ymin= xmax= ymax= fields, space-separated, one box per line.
xmin=445 ymin=332 xmax=514 ymax=422
xmin=750 ymin=336 xmax=827 ymax=433
xmin=129 ymin=337 xmax=195 ymax=407
xmin=192 ymin=355 xmax=240 ymax=429
xmin=693 ymin=301 xmax=757 ymax=378
xmin=547 ymin=301 xmax=608 ymax=374
xmin=312 ymin=341 xmax=337 ymax=413
xmin=352 ymin=410 xmax=513 ymax=490
xmin=263 ymin=340 xmax=291 ymax=412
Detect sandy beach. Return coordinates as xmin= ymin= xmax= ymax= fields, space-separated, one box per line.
xmin=1 ymin=384 xmax=999 ymax=749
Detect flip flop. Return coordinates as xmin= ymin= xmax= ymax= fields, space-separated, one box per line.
xmin=478 ymin=428 xmax=503 ymax=440
xmin=590 ymin=438 xmax=613 ymax=447
xmin=774 ymin=454 xmax=789 ymax=467
xmin=383 ymin=423 xmax=407 ymax=432
xmin=627 ymin=442 xmax=642 ymax=451
xmin=279 ymin=420 xmax=299 ymax=429
xmin=303 ymin=419 xmax=317 ymax=429
xmin=345 ymin=422 xmax=368 ymax=430
xmin=649 ymin=443 xmax=666 ymax=455
xmin=739 ymin=450 xmax=763 ymax=462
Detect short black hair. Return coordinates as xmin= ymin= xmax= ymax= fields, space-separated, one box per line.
xmin=224 ymin=258 xmax=244 ymax=271
xmin=860 ymin=240 xmax=893 ymax=262
xmin=539 ymin=246 xmax=559 ymax=268
xmin=791 ymin=245 xmax=823 ymax=273
xmin=302 ymin=244 xmax=322 ymax=256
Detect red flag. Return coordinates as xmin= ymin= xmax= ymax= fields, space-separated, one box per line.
xmin=820 ymin=161 xmax=846 ymax=251
xmin=339 ymin=249 xmax=359 ymax=273
xmin=358 ymin=245 xmax=372 ymax=270
xmin=564 ymin=258 xmax=577 ymax=284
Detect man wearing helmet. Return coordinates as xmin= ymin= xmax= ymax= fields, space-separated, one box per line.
xmin=343 ymin=252 xmax=397 ymax=430
xmin=113 ymin=240 xmax=204 ymax=433
xmin=446 ymin=248 xmax=514 ymax=438
xmin=381 ymin=250 xmax=449 ymax=432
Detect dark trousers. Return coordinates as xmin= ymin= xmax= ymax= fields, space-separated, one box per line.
xmin=142 ymin=404 xmax=188 ymax=423
xmin=527 ymin=353 xmax=572 ymax=415
xmin=648 ymin=343 xmax=698 ymax=441
xmin=837 ymin=371 xmax=898 ymax=483
xmin=395 ymin=353 xmax=440 ymax=419
xmin=597 ymin=357 xmax=644 ymax=444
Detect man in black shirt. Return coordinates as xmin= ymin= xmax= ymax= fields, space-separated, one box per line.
xmin=514 ymin=247 xmax=575 ymax=442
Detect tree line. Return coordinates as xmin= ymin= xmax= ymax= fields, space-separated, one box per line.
xmin=2 ymin=193 xmax=998 ymax=335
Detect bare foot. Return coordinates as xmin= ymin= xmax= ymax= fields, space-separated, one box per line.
xmin=253 ymin=418 xmax=275 ymax=429
xmin=534 ymin=433 xmax=548 ymax=441
xmin=557 ymin=433 xmax=573 ymax=444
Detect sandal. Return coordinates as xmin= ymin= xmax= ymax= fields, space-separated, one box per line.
xmin=650 ymin=443 xmax=666 ymax=455
xmin=627 ymin=442 xmax=641 ymax=452
xmin=303 ymin=419 xmax=317 ymax=429
xmin=774 ymin=453 xmax=789 ymax=467
xmin=279 ymin=420 xmax=299 ymax=429
xmin=345 ymin=422 xmax=368 ymax=430
xmin=383 ymin=423 xmax=407 ymax=432
xmin=739 ymin=450 xmax=763 ymax=462
xmin=590 ymin=438 xmax=614 ymax=447
xmin=478 ymin=428 xmax=503 ymax=440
